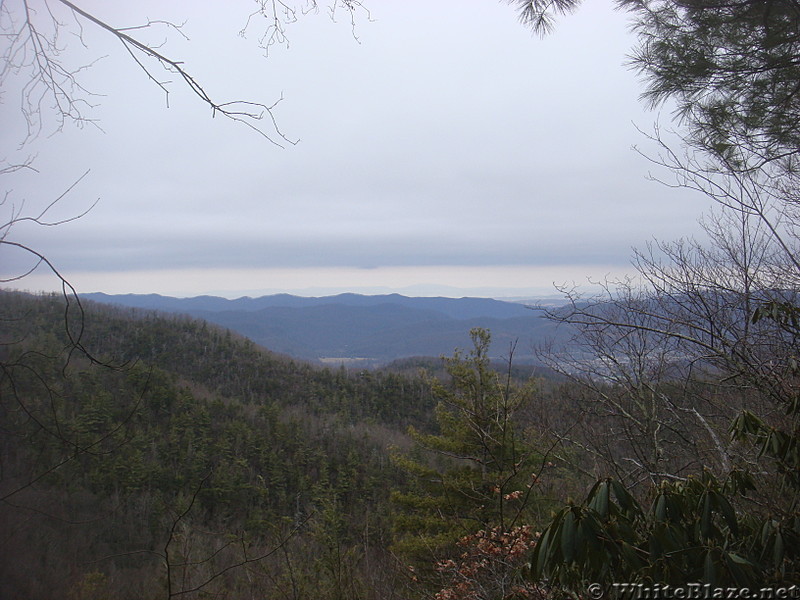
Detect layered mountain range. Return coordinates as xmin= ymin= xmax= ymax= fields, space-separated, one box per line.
xmin=83 ymin=292 xmax=566 ymax=365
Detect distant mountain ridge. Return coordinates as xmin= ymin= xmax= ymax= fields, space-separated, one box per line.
xmin=83 ymin=292 xmax=537 ymax=319
xmin=82 ymin=292 xmax=562 ymax=365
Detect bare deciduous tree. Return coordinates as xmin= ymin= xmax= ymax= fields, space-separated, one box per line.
xmin=540 ymin=126 xmax=800 ymax=510
xmin=1 ymin=0 xmax=368 ymax=147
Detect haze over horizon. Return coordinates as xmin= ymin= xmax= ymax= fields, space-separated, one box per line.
xmin=54 ymin=265 xmax=618 ymax=300
xmin=2 ymin=2 xmax=710 ymax=300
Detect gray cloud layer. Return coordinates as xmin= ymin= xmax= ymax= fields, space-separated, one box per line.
xmin=1 ymin=1 xmax=710 ymax=296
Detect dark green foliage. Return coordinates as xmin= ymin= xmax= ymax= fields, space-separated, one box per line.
xmin=532 ymin=472 xmax=798 ymax=592
xmin=621 ymin=0 xmax=800 ymax=168
xmin=513 ymin=0 xmax=800 ymax=168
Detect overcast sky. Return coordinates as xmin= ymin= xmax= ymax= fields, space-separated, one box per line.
xmin=1 ymin=0 xmax=709 ymax=299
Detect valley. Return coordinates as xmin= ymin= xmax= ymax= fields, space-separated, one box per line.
xmin=82 ymin=292 xmax=569 ymax=365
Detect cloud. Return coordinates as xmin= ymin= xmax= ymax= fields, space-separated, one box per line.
xmin=1 ymin=1 xmax=712 ymax=298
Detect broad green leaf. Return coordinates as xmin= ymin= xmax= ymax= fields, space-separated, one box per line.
xmin=561 ymin=509 xmax=577 ymax=563
xmin=712 ymin=491 xmax=738 ymax=536
xmin=590 ymin=480 xmax=610 ymax=519
xmin=533 ymin=524 xmax=555 ymax=578
xmin=774 ymin=530 xmax=784 ymax=567
xmin=654 ymin=494 xmax=667 ymax=522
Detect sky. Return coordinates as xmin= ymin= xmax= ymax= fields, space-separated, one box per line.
xmin=1 ymin=0 xmax=709 ymax=299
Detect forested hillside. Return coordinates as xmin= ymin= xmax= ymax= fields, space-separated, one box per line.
xmin=4 ymin=273 xmax=800 ymax=600
xmin=0 ymin=291 xmax=573 ymax=599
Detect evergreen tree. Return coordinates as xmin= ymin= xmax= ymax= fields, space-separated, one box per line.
xmin=391 ymin=328 xmax=548 ymax=579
